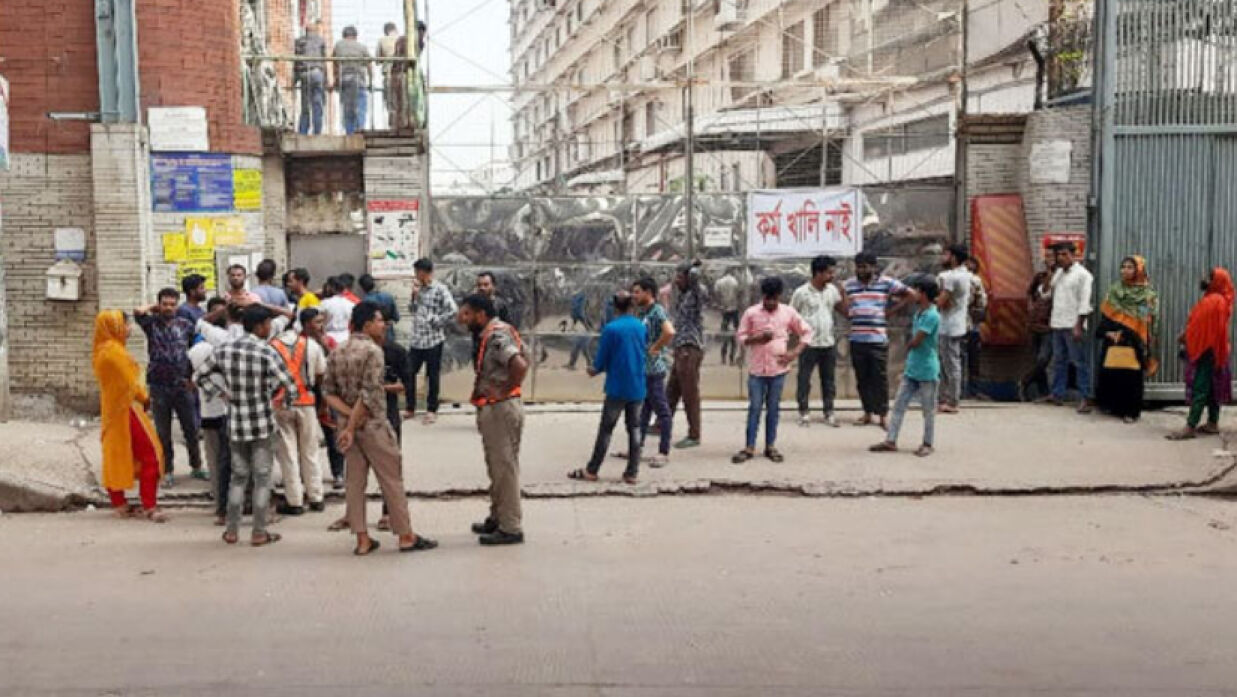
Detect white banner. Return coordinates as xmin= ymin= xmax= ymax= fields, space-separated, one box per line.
xmin=367 ymin=199 xmax=420 ymax=278
xmin=746 ymin=188 xmax=863 ymax=259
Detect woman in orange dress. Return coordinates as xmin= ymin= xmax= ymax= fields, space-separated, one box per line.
xmin=92 ymin=310 xmax=168 ymax=522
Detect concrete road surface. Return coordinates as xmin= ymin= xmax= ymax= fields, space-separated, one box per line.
xmin=4 ymin=495 xmax=1237 ymax=695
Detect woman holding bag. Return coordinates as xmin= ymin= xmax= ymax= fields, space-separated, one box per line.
xmin=93 ymin=310 xmax=169 ymax=522
xmin=1095 ymin=256 xmax=1158 ymax=423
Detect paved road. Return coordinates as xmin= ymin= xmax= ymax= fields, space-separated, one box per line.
xmin=4 ymin=495 xmax=1237 ymax=695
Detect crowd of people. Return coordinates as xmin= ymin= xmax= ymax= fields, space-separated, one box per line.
xmin=92 ymin=246 xmax=1233 ymax=552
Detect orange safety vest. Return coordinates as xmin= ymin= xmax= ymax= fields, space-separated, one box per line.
xmin=471 ymin=321 xmax=523 ymax=407
xmin=271 ymin=336 xmax=316 ymax=407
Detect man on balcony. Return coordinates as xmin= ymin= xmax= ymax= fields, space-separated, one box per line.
xmin=333 ymin=25 xmax=372 ymax=135
xmin=294 ymin=22 xmax=327 ymax=135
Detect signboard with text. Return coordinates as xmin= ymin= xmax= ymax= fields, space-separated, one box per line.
xmin=148 ymin=107 xmax=209 ymax=152
xmin=746 ymin=188 xmax=863 ymax=259
xmin=151 ymin=153 xmax=233 ymax=212
xmin=367 ymin=199 xmax=420 ymax=278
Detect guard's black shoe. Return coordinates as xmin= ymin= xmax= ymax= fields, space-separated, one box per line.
xmin=479 ymin=530 xmax=524 ymax=546
xmin=276 ymin=503 xmax=305 ymax=516
xmin=471 ymin=517 xmax=499 ymax=535
xmin=308 ymin=501 xmax=326 ymax=513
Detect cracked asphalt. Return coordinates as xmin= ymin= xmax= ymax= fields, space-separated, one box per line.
xmin=4 ymin=495 xmax=1237 ymax=695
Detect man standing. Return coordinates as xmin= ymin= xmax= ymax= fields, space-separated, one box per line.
xmin=460 ymin=294 xmax=529 ymax=546
xmin=732 ymin=277 xmax=812 ymax=464
xmin=192 ymin=300 xmax=245 ymax=525
xmin=963 ymin=256 xmax=989 ymax=399
xmin=270 ymin=310 xmax=328 ymax=516
xmin=338 ymin=273 xmax=363 ymax=304
xmin=1046 ymin=242 xmax=1095 ymax=412
xmin=294 ymin=22 xmax=327 ymax=135
xmin=333 ymin=26 xmax=372 ymax=135
xmin=135 ymin=288 xmax=203 ymax=486
xmin=791 ymin=255 xmax=844 ymax=428
xmin=320 ymin=277 xmax=357 ymax=347
xmin=407 ymin=258 xmax=458 ymax=424
xmin=194 ymin=306 xmax=298 ymax=547
xmin=1021 ymin=260 xmax=1055 ymax=401
xmin=935 ymin=245 xmax=972 ymax=414
xmin=177 ymin=274 xmax=208 ymax=325
xmin=253 ymin=259 xmax=292 ymax=310
xmin=377 ymin=22 xmax=400 ymax=127
xmin=870 ymin=278 xmax=943 ymax=458
xmin=224 ymin=264 xmax=262 ymax=306
xmin=476 ymin=271 xmax=513 ymax=325
xmin=632 ymin=277 xmax=676 ymax=468
xmin=324 ymin=301 xmax=438 ymax=556
xmin=288 ymin=268 xmax=320 ymax=310
xmin=843 ymin=251 xmax=911 ymax=429
xmin=359 ymin=273 xmax=398 ymax=344
xmin=666 ymin=260 xmax=707 ymax=449
xmin=715 ymin=271 xmax=742 ymax=366
xmin=568 ymin=292 xmax=647 ymax=485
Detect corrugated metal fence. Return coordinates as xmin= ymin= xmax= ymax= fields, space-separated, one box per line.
xmin=1096 ymin=0 xmax=1237 ymax=397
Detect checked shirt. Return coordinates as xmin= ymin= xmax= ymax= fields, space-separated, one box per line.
xmin=408 ymin=280 xmax=459 ymax=350
xmin=194 ymin=333 xmax=297 ymax=443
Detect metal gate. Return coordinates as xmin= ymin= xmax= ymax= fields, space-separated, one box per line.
xmin=1096 ymin=0 xmax=1237 ymax=397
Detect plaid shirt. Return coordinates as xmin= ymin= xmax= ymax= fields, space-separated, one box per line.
xmin=408 ymin=280 xmax=459 ymax=349
xmin=671 ymin=284 xmax=708 ymax=349
xmin=323 ymin=333 xmax=388 ymax=421
xmin=194 ymin=334 xmax=297 ymax=443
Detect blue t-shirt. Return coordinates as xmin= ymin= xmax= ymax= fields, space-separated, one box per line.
xmin=904 ymin=305 xmax=941 ymax=382
xmin=593 ymin=315 xmax=647 ymax=402
xmin=639 ymin=302 xmax=670 ymax=376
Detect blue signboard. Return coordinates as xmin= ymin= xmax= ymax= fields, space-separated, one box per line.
xmin=151 ymin=153 xmax=234 ymax=212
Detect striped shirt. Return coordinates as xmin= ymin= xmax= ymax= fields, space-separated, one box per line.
xmin=844 ymin=275 xmax=908 ymax=345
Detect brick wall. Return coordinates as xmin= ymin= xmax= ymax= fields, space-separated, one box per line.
xmin=136 ymin=0 xmax=261 ymax=155
xmin=1019 ymin=105 xmax=1092 ymax=255
xmin=0 ymin=153 xmax=100 ymax=405
xmin=964 ymin=144 xmax=1021 ymax=240
xmin=0 ymin=0 xmax=99 ymax=153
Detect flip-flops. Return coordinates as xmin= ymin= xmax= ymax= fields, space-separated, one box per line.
xmin=354 ymin=539 xmax=380 ymax=556
xmin=567 ymin=469 xmax=598 ymax=481
xmin=731 ymin=450 xmax=755 ymax=464
xmin=764 ymin=448 xmax=785 ymax=463
xmin=399 ymin=536 xmax=439 ymax=553
xmin=251 ymin=532 xmax=282 ymax=547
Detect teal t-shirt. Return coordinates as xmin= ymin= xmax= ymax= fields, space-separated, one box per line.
xmin=904 ymin=305 xmax=941 ymax=382
xmin=639 ymin=302 xmax=670 ymax=376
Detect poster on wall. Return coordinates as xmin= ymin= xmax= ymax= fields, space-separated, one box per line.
xmin=1029 ymin=141 xmax=1072 ymax=184
xmin=746 ymin=188 xmax=863 ymax=259
xmin=151 ymin=153 xmax=234 ymax=212
xmin=211 ymin=217 xmax=248 ymax=246
xmin=0 ymin=75 xmax=9 ymax=171
xmin=147 ymin=107 xmax=209 ymax=152
xmin=367 ymin=199 xmax=420 ymax=278
xmin=232 ymin=169 xmax=262 ymax=210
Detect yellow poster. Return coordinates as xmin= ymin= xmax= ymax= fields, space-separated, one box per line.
xmin=233 ymin=169 xmax=262 ymax=211
xmin=162 ymin=232 xmax=188 ymax=262
xmin=177 ymin=260 xmax=217 ymax=290
xmin=185 ymin=217 xmax=215 ymax=261
xmin=212 ymin=217 xmax=247 ymax=246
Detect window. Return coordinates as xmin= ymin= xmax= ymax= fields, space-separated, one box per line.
xmin=613 ymin=38 xmax=622 ymax=71
xmin=782 ymin=21 xmax=805 ymax=77
xmin=813 ymin=6 xmax=834 ymax=67
xmin=577 ymin=1 xmax=584 ymax=23
xmin=728 ymin=50 xmax=755 ymax=103
xmin=645 ymin=101 xmax=658 ymax=138
xmin=645 ymin=9 xmax=658 ymax=45
xmin=627 ymin=25 xmax=637 ymax=54
xmin=623 ymin=107 xmax=635 ymax=143
xmin=862 ymin=115 xmax=951 ymax=160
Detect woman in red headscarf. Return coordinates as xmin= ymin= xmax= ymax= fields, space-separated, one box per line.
xmin=1167 ymin=267 xmax=1234 ymax=440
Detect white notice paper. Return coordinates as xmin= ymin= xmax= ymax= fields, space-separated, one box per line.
xmin=1030 ymin=141 xmax=1072 ymax=184
xmin=148 ymin=107 xmax=210 ymax=152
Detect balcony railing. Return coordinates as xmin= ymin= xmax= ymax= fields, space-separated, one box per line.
xmin=243 ymin=55 xmax=427 ymax=137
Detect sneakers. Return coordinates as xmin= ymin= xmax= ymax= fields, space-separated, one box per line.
xmin=648 ymin=454 xmax=669 ymax=468
xmin=332 ymin=476 xmax=345 ymax=490
xmin=479 ymin=530 xmax=525 ymax=546
xmin=276 ymin=503 xmax=305 ymax=516
xmin=190 ymin=469 xmax=210 ymax=481
xmin=422 ymin=413 xmax=438 ymax=425
xmin=673 ymin=437 xmax=700 ymax=450
xmin=824 ymin=413 xmax=840 ymax=428
xmin=163 ymin=473 xmax=176 ymax=488
xmin=798 ymin=414 xmax=811 ymax=427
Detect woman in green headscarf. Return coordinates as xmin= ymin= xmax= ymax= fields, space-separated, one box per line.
xmin=1095 ymin=256 xmax=1158 ymax=422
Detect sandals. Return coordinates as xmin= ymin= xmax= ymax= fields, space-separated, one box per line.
xmin=251 ymin=532 xmax=282 ymax=547
xmin=622 ymin=475 xmax=638 ymax=485
xmin=1166 ymin=429 xmax=1197 ymax=441
xmin=376 ymin=516 xmax=392 ymax=532
xmin=731 ymin=450 xmax=755 ymax=464
xmin=852 ymin=416 xmax=873 ymax=427
xmin=354 ymin=538 xmax=380 ymax=556
xmin=113 ymin=505 xmax=137 ymax=519
xmin=327 ymin=518 xmax=350 ymax=532
xmin=399 ymin=536 xmax=439 ymax=553
xmin=141 ymin=508 xmax=169 ymax=524
xmin=869 ymin=442 xmax=898 ymax=453
xmin=915 ymin=445 xmax=934 ymax=458
xmin=567 ymin=469 xmax=598 ymax=481
xmin=764 ymin=448 xmax=785 ymax=463
xmin=222 ymin=531 xmax=239 ymax=545
xmin=1199 ymin=424 xmax=1221 ymax=435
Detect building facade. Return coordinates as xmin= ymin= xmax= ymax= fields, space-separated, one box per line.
xmin=508 ymin=0 xmax=1048 ymax=194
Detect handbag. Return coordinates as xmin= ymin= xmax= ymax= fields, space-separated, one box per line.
xmin=1103 ymin=345 xmax=1141 ymax=371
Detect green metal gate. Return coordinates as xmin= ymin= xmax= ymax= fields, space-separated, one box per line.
xmin=1096 ymin=0 xmax=1237 ymax=397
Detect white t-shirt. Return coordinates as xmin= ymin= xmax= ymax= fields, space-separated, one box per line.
xmin=188 ymin=341 xmax=227 ymax=420
xmin=319 ymin=295 xmax=357 ymax=346
xmin=789 ymin=282 xmax=842 ymax=348
xmin=1049 ymin=263 xmax=1094 ymax=330
xmin=937 ymin=267 xmax=972 ymax=338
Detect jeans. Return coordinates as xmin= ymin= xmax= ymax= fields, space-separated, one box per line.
xmin=938 ymin=335 xmax=965 ymax=406
xmin=297 ymin=68 xmax=325 ymax=134
xmin=341 ymin=76 xmax=365 ymax=134
xmin=745 ymin=374 xmax=787 ymax=449
xmin=667 ymin=345 xmax=704 ymax=441
xmin=408 ymin=343 xmax=444 ymax=413
xmin=150 ymin=384 xmax=201 ymax=474
xmin=640 ymin=373 xmax=672 ymax=455
xmin=964 ymin=329 xmax=983 ymax=397
xmin=851 ymin=342 xmax=890 ymax=416
xmin=1022 ymin=331 xmax=1053 ymax=400
xmin=796 ymin=346 xmax=837 ymax=416
xmin=586 ymin=398 xmax=642 ymax=478
xmin=1051 ymin=329 xmax=1093 ymax=400
xmin=201 ymin=416 xmax=231 ymax=516
xmin=227 ymin=436 xmax=275 ymax=537
xmin=886 ymin=378 xmax=938 ymax=447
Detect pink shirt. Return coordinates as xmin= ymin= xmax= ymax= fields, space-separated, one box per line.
xmin=736 ymin=303 xmax=813 ymax=377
